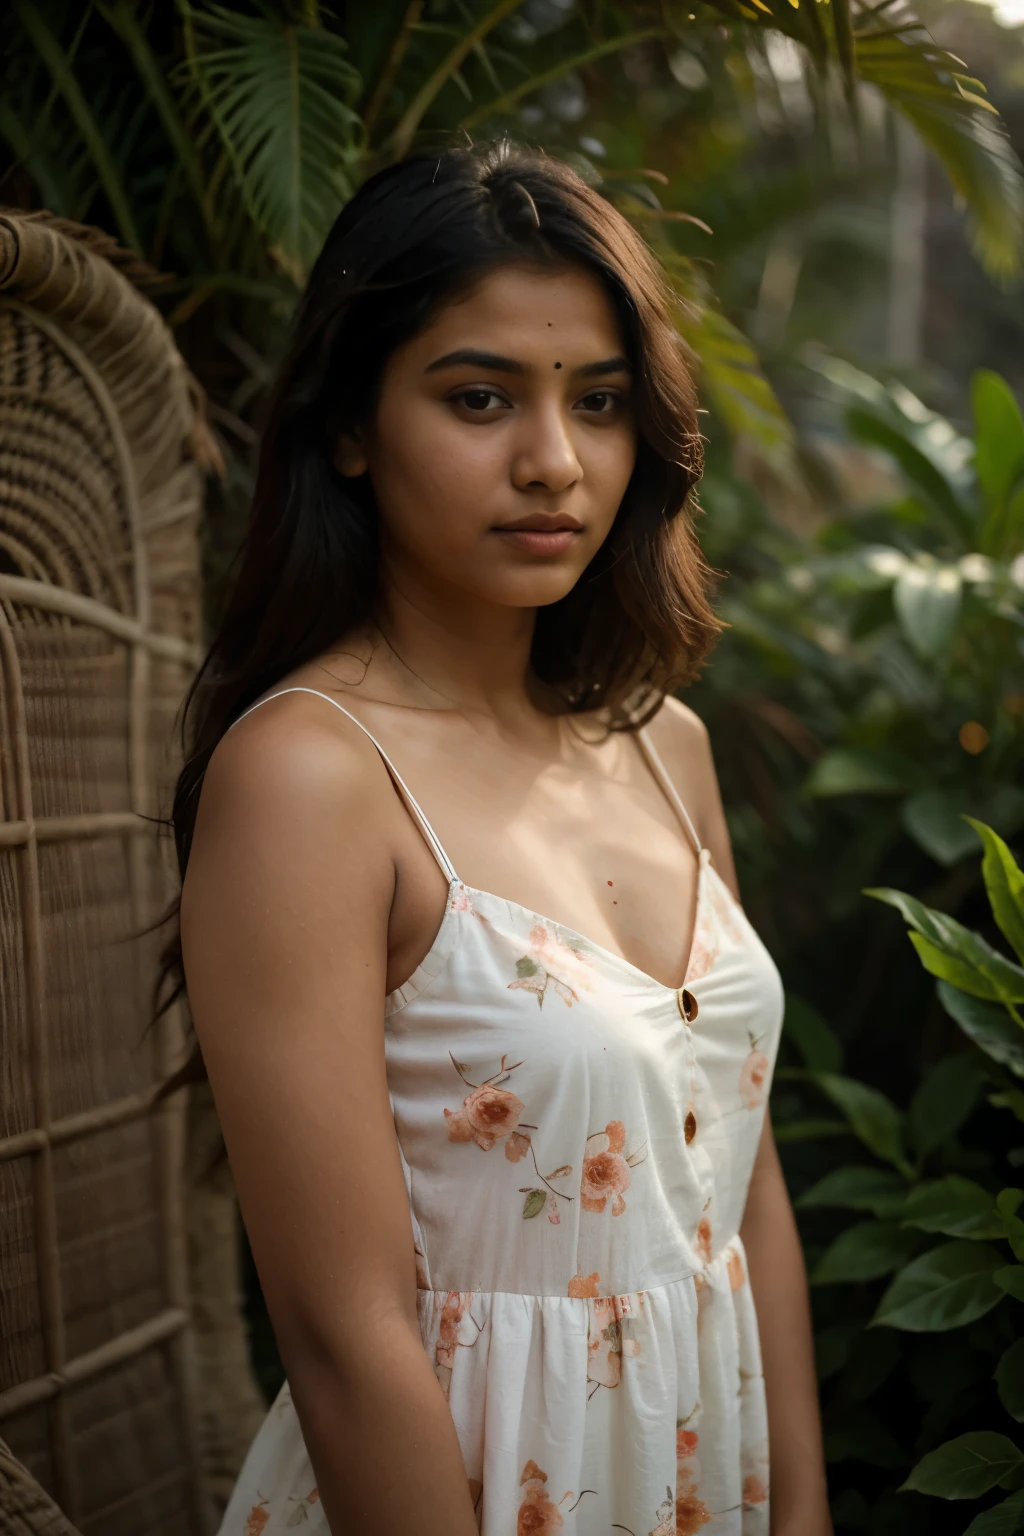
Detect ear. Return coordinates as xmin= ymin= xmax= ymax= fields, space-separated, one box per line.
xmin=333 ymin=426 xmax=368 ymax=478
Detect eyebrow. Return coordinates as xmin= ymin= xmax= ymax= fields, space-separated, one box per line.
xmin=423 ymin=348 xmax=632 ymax=378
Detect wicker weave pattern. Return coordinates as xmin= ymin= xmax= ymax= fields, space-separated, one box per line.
xmin=0 ymin=212 xmax=215 ymax=1536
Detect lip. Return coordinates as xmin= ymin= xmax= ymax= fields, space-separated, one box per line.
xmin=492 ymin=513 xmax=583 ymax=557
xmin=492 ymin=527 xmax=581 ymax=556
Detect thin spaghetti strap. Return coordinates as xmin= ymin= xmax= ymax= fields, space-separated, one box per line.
xmin=634 ymin=725 xmax=703 ymax=856
xmin=227 ymin=687 xmax=458 ymax=883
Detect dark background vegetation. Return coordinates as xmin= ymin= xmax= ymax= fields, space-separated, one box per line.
xmin=3 ymin=3 xmax=1023 ymax=1531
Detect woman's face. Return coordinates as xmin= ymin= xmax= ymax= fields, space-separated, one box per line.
xmin=336 ymin=262 xmax=638 ymax=613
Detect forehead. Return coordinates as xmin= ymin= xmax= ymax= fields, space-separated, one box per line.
xmin=408 ymin=262 xmax=627 ymax=361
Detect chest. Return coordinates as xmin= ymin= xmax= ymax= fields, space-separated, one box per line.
xmin=390 ymin=729 xmax=702 ymax=992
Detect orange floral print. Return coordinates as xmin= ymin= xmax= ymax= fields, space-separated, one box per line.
xmin=450 ymin=886 xmax=488 ymax=922
xmin=727 ymin=1248 xmax=746 ymax=1291
xmin=676 ymin=1427 xmax=699 ymax=1459
xmin=568 ymin=1268 xmax=600 ymax=1298
xmin=581 ymin=1120 xmax=647 ymax=1216
xmin=518 ymin=1460 xmax=566 ymax=1534
xmin=695 ymin=1213 xmax=712 ymax=1264
xmin=244 ymin=1501 xmax=269 ymax=1536
xmin=675 ymin=1490 xmax=713 ymax=1534
xmin=446 ymin=1081 xmax=525 ymax=1150
xmin=586 ymin=1294 xmax=641 ymax=1396
xmin=434 ymin=1290 xmax=482 ymax=1400
xmin=743 ymin=1474 xmax=768 ymax=1507
xmin=738 ymin=1032 xmax=769 ymax=1110
xmin=509 ymin=924 xmax=594 ymax=1008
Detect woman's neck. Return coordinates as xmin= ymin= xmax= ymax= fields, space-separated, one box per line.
xmin=340 ymin=571 xmax=555 ymax=733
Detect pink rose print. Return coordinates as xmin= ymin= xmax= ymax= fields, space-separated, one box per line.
xmin=568 ymin=1268 xmax=601 ymax=1298
xmin=586 ymin=1294 xmax=641 ymax=1398
xmin=676 ymin=1428 xmax=699 ymax=1459
xmin=743 ymin=1474 xmax=768 ymax=1507
xmin=727 ymin=1247 xmax=746 ymax=1292
xmin=509 ymin=924 xmax=594 ymax=1008
xmin=695 ymin=1213 xmax=712 ymax=1265
xmin=450 ymin=885 xmax=488 ymax=922
xmin=445 ymin=1082 xmax=525 ymax=1150
xmin=675 ymin=1491 xmax=713 ymax=1534
xmin=446 ymin=1053 xmax=574 ymax=1219
xmin=738 ymin=1032 xmax=769 ymax=1109
xmin=580 ymin=1120 xmax=647 ymax=1216
xmin=445 ymin=1052 xmax=525 ymax=1150
xmin=518 ymin=1461 xmax=565 ymax=1535
xmin=243 ymin=1501 xmax=269 ymax=1536
xmin=434 ymin=1290 xmax=483 ymax=1401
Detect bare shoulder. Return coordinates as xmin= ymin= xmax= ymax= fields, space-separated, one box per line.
xmin=642 ymin=694 xmax=739 ymax=897
xmin=183 ymin=687 xmax=403 ymax=929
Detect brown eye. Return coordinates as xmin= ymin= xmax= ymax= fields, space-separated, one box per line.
xmin=578 ymin=391 xmax=622 ymax=414
xmin=454 ymin=388 xmax=508 ymax=412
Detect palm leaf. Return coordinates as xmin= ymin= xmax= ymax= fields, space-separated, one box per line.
xmin=386 ymin=0 xmax=527 ymax=159
xmin=693 ymin=0 xmax=1024 ymax=279
xmin=181 ymin=1 xmax=363 ymax=282
xmin=853 ymin=6 xmax=1024 ymax=280
xmin=13 ymin=0 xmax=140 ymax=251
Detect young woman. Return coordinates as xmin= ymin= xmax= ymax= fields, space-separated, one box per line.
xmin=172 ymin=141 xmax=830 ymax=1536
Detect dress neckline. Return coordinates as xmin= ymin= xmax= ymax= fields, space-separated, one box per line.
xmin=387 ymin=848 xmax=735 ymax=1010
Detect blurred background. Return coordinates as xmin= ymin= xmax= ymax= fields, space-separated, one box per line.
xmin=1 ymin=2 xmax=1023 ymax=1534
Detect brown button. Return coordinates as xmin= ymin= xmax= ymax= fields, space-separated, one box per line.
xmin=685 ymin=1111 xmax=697 ymax=1144
xmin=679 ymin=988 xmax=698 ymax=1024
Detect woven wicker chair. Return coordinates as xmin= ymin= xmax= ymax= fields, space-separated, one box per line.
xmin=0 ymin=212 xmax=263 ymax=1536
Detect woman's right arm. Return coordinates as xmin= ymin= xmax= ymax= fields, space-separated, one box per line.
xmin=180 ymin=704 xmax=480 ymax=1536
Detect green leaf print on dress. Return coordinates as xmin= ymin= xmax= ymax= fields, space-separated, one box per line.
xmin=508 ymin=924 xmax=595 ymax=1007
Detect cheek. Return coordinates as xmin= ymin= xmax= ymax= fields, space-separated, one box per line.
xmin=369 ymin=405 xmax=498 ymax=548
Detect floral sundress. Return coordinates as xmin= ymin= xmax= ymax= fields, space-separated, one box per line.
xmin=217 ymin=688 xmax=785 ymax=1536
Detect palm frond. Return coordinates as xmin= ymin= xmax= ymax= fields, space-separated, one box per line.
xmin=853 ymin=5 xmax=1024 ymax=281
xmin=13 ymin=0 xmax=140 ymax=251
xmin=386 ymin=0 xmax=527 ymax=159
xmin=181 ymin=2 xmax=363 ymax=282
xmin=460 ymin=27 xmax=664 ymax=130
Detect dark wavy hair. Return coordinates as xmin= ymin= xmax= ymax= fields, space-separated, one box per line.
xmin=155 ymin=137 xmax=718 ymax=1097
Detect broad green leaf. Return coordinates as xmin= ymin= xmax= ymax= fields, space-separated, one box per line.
xmin=847 ymin=405 xmax=973 ymax=543
xmin=184 ymin=3 xmax=363 ymax=279
xmin=963 ymin=1490 xmax=1024 ymax=1535
xmin=999 ymin=1190 xmax=1024 ymax=1260
xmin=811 ymin=1221 xmax=920 ymax=1285
xmin=973 ymin=371 xmax=1024 ymax=545
xmin=805 ymin=749 xmax=913 ymax=798
xmin=814 ymin=1073 xmax=911 ymax=1174
xmin=866 ymin=888 xmax=1024 ymax=1004
xmin=903 ymin=790 xmax=981 ymax=867
xmin=965 ymin=819 xmax=1024 ymax=965
xmin=900 ymin=1177 xmax=1002 ymax=1239
xmin=938 ymin=983 xmax=1024 ymax=1079
xmin=997 ymin=1339 xmax=1024 ymax=1423
xmin=893 ymin=560 xmax=963 ymax=658
xmin=872 ymin=1241 xmax=1005 ymax=1330
xmin=900 ymin=1432 xmax=1024 ymax=1498
xmin=522 ymin=1189 xmax=545 ymax=1219
xmin=783 ymin=994 xmax=843 ymax=1073
xmin=797 ymin=1166 xmax=909 ymax=1217
xmin=910 ymin=1057 xmax=985 ymax=1158
xmin=996 ymin=1266 xmax=1024 ymax=1302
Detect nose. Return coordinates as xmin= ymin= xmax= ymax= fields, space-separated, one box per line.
xmin=510 ymin=402 xmax=582 ymax=494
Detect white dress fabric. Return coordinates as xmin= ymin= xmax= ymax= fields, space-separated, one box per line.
xmin=216 ymin=689 xmax=785 ymax=1536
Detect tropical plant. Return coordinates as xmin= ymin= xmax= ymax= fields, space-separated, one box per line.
xmin=2 ymin=0 xmax=1023 ymax=491
xmin=858 ymin=821 xmax=1024 ymax=1532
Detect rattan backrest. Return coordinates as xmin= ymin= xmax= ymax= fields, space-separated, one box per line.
xmin=0 ymin=212 xmax=214 ymax=1536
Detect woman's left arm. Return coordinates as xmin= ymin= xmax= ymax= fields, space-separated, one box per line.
xmin=652 ymin=699 xmax=831 ymax=1534
xmin=741 ymin=1118 xmax=832 ymax=1536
